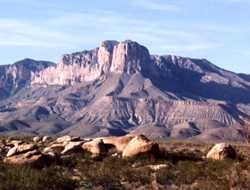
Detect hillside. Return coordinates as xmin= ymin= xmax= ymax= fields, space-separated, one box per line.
xmin=0 ymin=40 xmax=249 ymax=140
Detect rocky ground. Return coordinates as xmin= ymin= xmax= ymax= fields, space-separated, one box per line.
xmin=0 ymin=135 xmax=249 ymax=190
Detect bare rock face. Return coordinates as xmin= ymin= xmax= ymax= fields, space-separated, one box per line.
xmin=4 ymin=142 xmax=53 ymax=166
xmin=6 ymin=147 xmax=18 ymax=157
xmin=95 ymin=135 xmax=135 ymax=153
xmin=33 ymin=136 xmax=41 ymax=143
xmin=42 ymin=136 xmax=52 ymax=143
xmin=7 ymin=140 xmax=23 ymax=147
xmin=110 ymin=40 xmax=151 ymax=74
xmin=122 ymin=135 xmax=159 ymax=158
xmin=31 ymin=40 xmax=151 ymax=85
xmin=31 ymin=41 xmax=118 ymax=85
xmin=61 ymin=141 xmax=84 ymax=155
xmin=82 ymin=139 xmax=106 ymax=157
xmin=5 ymin=150 xmax=40 ymax=165
xmin=4 ymin=149 xmax=52 ymax=165
xmin=0 ymin=59 xmax=53 ymax=99
xmin=56 ymin=135 xmax=72 ymax=144
xmin=7 ymin=143 xmax=37 ymax=157
xmin=206 ymin=143 xmax=236 ymax=160
xmin=98 ymin=40 xmax=119 ymax=73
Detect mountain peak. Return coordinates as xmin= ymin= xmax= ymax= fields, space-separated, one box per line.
xmin=13 ymin=58 xmax=54 ymax=69
xmin=31 ymin=40 xmax=152 ymax=85
xmin=110 ymin=40 xmax=150 ymax=74
xmin=100 ymin=40 xmax=119 ymax=50
xmin=0 ymin=58 xmax=54 ymax=99
xmin=1 ymin=40 xmax=250 ymax=140
xmin=30 ymin=39 xmax=248 ymax=93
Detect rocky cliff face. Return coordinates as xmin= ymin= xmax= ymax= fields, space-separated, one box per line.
xmin=31 ymin=40 xmax=117 ymax=85
xmin=0 ymin=59 xmax=54 ymax=99
xmin=0 ymin=40 xmax=249 ymax=140
xmin=31 ymin=40 xmax=250 ymax=103
xmin=31 ymin=40 xmax=152 ymax=85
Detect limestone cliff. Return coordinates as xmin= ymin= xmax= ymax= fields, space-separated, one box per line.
xmin=0 ymin=40 xmax=249 ymax=140
xmin=31 ymin=40 xmax=152 ymax=85
xmin=0 ymin=59 xmax=53 ymax=99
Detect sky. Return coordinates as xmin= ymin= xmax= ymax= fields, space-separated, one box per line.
xmin=0 ymin=0 xmax=250 ymax=73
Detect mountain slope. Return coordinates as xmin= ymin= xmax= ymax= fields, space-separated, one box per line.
xmin=0 ymin=58 xmax=54 ymax=100
xmin=0 ymin=40 xmax=249 ymax=140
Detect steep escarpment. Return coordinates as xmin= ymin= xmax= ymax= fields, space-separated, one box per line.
xmin=31 ymin=40 xmax=154 ymax=85
xmin=0 ymin=40 xmax=250 ymax=140
xmin=31 ymin=40 xmax=250 ymax=103
xmin=0 ymin=59 xmax=54 ymax=99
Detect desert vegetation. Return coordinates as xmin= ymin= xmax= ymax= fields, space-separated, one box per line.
xmin=0 ymin=135 xmax=250 ymax=190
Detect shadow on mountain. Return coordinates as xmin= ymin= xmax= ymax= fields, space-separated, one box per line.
xmin=143 ymin=65 xmax=250 ymax=104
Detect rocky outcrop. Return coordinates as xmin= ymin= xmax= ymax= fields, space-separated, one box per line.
xmin=0 ymin=58 xmax=53 ymax=99
xmin=1 ymin=135 xmax=162 ymax=165
xmin=95 ymin=135 xmax=135 ymax=152
xmin=82 ymin=139 xmax=106 ymax=157
xmin=56 ymin=135 xmax=72 ymax=144
xmin=206 ymin=143 xmax=237 ymax=160
xmin=42 ymin=136 xmax=52 ymax=143
xmin=122 ymin=135 xmax=159 ymax=158
xmin=0 ymin=135 xmax=242 ymax=168
xmin=5 ymin=150 xmax=42 ymax=165
xmin=4 ymin=149 xmax=54 ymax=166
xmin=33 ymin=136 xmax=41 ymax=143
xmin=61 ymin=141 xmax=84 ymax=154
xmin=4 ymin=141 xmax=54 ymax=165
xmin=7 ymin=143 xmax=37 ymax=157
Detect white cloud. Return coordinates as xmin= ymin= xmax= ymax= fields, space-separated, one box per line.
xmin=130 ymin=0 xmax=180 ymax=11
xmin=0 ymin=18 xmax=76 ymax=47
xmin=48 ymin=11 xmax=222 ymax=53
xmin=0 ymin=10 xmax=223 ymax=56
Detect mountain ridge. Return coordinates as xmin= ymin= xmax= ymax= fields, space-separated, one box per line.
xmin=0 ymin=40 xmax=249 ymax=141
xmin=0 ymin=58 xmax=54 ymax=100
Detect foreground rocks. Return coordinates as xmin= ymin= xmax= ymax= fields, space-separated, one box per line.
xmin=95 ymin=135 xmax=135 ymax=153
xmin=33 ymin=136 xmax=41 ymax=143
xmin=122 ymin=135 xmax=159 ymax=158
xmin=0 ymin=137 xmax=248 ymax=190
xmin=4 ymin=142 xmax=54 ymax=165
xmin=4 ymin=150 xmax=52 ymax=165
xmin=7 ymin=143 xmax=37 ymax=157
xmin=61 ymin=141 xmax=85 ymax=155
xmin=206 ymin=143 xmax=237 ymax=160
xmin=0 ymin=135 xmax=239 ymax=167
xmin=82 ymin=139 xmax=106 ymax=157
xmin=1 ymin=134 xmax=160 ymax=165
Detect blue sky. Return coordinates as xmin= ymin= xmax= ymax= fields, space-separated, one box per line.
xmin=0 ymin=0 xmax=250 ymax=73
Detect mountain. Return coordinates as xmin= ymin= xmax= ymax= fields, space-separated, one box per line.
xmin=0 ymin=58 xmax=54 ymax=100
xmin=0 ymin=40 xmax=249 ymax=141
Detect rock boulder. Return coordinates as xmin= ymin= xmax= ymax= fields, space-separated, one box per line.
xmin=7 ymin=143 xmax=37 ymax=157
xmin=61 ymin=141 xmax=85 ymax=155
xmin=206 ymin=143 xmax=236 ymax=160
xmin=122 ymin=135 xmax=159 ymax=158
xmin=82 ymin=139 xmax=106 ymax=157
